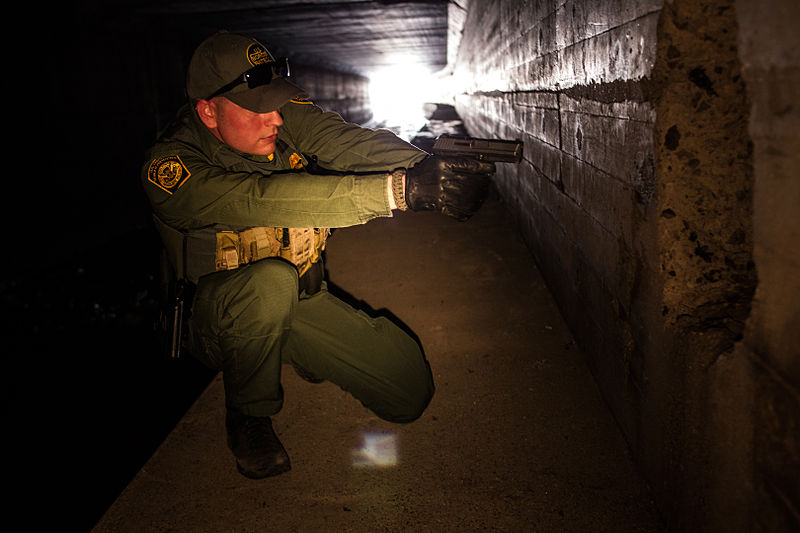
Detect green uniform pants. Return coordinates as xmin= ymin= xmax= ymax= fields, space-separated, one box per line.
xmin=186 ymin=258 xmax=434 ymax=423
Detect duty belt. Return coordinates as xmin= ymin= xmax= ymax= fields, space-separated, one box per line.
xmin=215 ymin=227 xmax=330 ymax=278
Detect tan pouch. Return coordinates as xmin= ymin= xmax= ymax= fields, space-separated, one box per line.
xmin=215 ymin=227 xmax=329 ymax=276
xmin=239 ymin=227 xmax=281 ymax=262
xmin=215 ymin=231 xmax=241 ymax=271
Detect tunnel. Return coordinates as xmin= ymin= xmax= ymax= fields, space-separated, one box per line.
xmin=7 ymin=0 xmax=798 ymax=532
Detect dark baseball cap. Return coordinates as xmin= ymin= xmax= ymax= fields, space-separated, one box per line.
xmin=186 ymin=31 xmax=306 ymax=112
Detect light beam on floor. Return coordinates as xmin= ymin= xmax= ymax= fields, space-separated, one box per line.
xmin=351 ymin=432 xmax=398 ymax=467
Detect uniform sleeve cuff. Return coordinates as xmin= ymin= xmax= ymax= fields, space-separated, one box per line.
xmin=391 ymin=170 xmax=408 ymax=211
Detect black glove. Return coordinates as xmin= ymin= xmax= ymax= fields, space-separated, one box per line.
xmin=405 ymin=155 xmax=495 ymax=221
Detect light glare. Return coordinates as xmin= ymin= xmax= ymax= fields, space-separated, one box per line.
xmin=351 ymin=432 xmax=398 ymax=467
xmin=369 ymin=62 xmax=433 ymax=140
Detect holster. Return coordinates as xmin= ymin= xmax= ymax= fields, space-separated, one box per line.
xmin=299 ymin=259 xmax=324 ymax=296
xmin=155 ymin=244 xmax=195 ymax=359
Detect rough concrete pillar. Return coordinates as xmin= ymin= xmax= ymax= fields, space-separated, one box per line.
xmin=449 ymin=0 xmax=798 ymax=531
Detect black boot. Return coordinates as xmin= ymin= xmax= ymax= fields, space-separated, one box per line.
xmin=225 ymin=410 xmax=291 ymax=479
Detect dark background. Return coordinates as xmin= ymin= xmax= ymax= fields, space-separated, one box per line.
xmin=10 ymin=7 xmax=246 ymax=530
xmin=7 ymin=10 xmax=218 ymax=522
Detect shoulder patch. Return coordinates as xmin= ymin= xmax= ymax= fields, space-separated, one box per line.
xmin=290 ymin=98 xmax=313 ymax=105
xmin=147 ymin=155 xmax=191 ymax=194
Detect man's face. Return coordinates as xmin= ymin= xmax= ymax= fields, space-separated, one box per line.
xmin=198 ymin=97 xmax=284 ymax=156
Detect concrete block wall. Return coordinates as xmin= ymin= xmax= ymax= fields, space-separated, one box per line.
xmin=450 ymin=0 xmax=798 ymax=531
xmin=291 ymin=64 xmax=373 ymax=125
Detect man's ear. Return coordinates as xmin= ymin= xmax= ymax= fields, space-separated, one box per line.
xmin=195 ymin=99 xmax=218 ymax=129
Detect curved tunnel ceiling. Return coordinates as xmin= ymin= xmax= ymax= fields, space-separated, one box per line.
xmin=125 ymin=0 xmax=451 ymax=77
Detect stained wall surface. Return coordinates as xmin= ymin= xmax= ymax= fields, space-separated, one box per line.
xmin=450 ymin=0 xmax=798 ymax=531
xmin=735 ymin=1 xmax=800 ymax=530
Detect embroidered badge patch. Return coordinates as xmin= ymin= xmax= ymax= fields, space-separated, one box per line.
xmin=247 ymin=43 xmax=273 ymax=66
xmin=289 ymin=152 xmax=304 ymax=169
xmin=147 ymin=155 xmax=191 ymax=194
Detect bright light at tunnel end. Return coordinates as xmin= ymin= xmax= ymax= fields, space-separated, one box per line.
xmin=368 ymin=59 xmax=441 ymax=140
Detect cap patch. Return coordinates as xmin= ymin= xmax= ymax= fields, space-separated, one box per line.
xmin=147 ymin=155 xmax=191 ymax=194
xmin=247 ymin=43 xmax=273 ymax=66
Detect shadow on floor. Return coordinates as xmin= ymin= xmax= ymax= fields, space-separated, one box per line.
xmin=90 ymin=190 xmax=666 ymax=533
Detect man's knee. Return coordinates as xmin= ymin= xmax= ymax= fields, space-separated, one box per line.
xmin=378 ymin=370 xmax=435 ymax=424
xmin=237 ymin=259 xmax=299 ymax=317
xmin=394 ymin=387 xmax=434 ymax=423
xmin=244 ymin=258 xmax=298 ymax=289
xmin=194 ymin=258 xmax=298 ymax=340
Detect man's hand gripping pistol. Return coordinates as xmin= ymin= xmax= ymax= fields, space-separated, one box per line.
xmin=402 ymin=135 xmax=524 ymax=221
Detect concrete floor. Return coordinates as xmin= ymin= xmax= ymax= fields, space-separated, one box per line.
xmin=92 ymin=191 xmax=666 ymax=532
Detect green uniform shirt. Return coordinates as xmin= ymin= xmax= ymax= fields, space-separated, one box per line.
xmin=142 ymin=99 xmax=427 ymax=280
